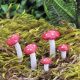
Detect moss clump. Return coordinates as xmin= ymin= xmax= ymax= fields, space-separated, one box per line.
xmin=62 ymin=61 xmax=80 ymax=80
xmin=0 ymin=13 xmax=80 ymax=80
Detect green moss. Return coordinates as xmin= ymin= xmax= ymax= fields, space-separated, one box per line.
xmin=62 ymin=61 xmax=80 ymax=80
xmin=0 ymin=13 xmax=80 ymax=79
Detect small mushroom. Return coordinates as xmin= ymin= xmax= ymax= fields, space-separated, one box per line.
xmin=40 ymin=57 xmax=52 ymax=71
xmin=24 ymin=43 xmax=37 ymax=70
xmin=6 ymin=34 xmax=23 ymax=62
xmin=42 ymin=30 xmax=60 ymax=57
xmin=57 ymin=44 xmax=69 ymax=59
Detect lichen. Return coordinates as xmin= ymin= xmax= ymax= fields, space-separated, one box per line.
xmin=0 ymin=13 xmax=80 ymax=80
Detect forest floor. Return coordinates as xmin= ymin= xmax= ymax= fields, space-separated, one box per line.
xmin=0 ymin=13 xmax=80 ymax=80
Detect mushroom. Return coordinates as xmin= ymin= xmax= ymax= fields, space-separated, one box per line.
xmin=42 ymin=30 xmax=60 ymax=57
xmin=57 ymin=44 xmax=69 ymax=59
xmin=40 ymin=57 xmax=52 ymax=71
xmin=24 ymin=43 xmax=37 ymax=70
xmin=6 ymin=34 xmax=23 ymax=62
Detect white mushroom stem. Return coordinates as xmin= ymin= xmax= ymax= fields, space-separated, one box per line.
xmin=61 ymin=51 xmax=67 ymax=59
xmin=49 ymin=40 xmax=56 ymax=57
xmin=30 ymin=52 xmax=37 ymax=70
xmin=44 ymin=64 xmax=49 ymax=71
xmin=14 ymin=42 xmax=23 ymax=62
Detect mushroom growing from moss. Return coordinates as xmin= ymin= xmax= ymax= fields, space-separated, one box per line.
xmin=6 ymin=34 xmax=23 ymax=62
xmin=42 ymin=30 xmax=60 ymax=57
xmin=24 ymin=43 xmax=37 ymax=70
xmin=40 ymin=57 xmax=52 ymax=71
xmin=57 ymin=44 xmax=69 ymax=59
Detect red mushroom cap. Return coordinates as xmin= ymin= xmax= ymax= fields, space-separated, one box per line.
xmin=40 ymin=58 xmax=52 ymax=64
xmin=24 ymin=43 xmax=37 ymax=55
xmin=6 ymin=34 xmax=20 ymax=46
xmin=57 ymin=44 xmax=69 ymax=52
xmin=42 ymin=30 xmax=60 ymax=40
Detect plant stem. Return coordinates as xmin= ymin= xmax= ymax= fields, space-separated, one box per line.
xmin=76 ymin=0 xmax=80 ymax=28
xmin=6 ymin=12 xmax=10 ymax=19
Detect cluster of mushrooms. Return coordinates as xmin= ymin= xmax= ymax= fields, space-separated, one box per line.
xmin=6 ymin=30 xmax=69 ymax=72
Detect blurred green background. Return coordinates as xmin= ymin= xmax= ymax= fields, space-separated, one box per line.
xmin=0 ymin=0 xmax=80 ymax=28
